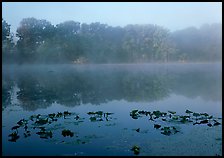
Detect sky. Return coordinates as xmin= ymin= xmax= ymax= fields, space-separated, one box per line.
xmin=2 ymin=2 xmax=222 ymax=33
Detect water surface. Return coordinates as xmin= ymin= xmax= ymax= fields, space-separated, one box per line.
xmin=2 ymin=63 xmax=222 ymax=156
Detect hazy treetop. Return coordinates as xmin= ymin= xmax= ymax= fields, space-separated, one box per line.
xmin=2 ymin=2 xmax=222 ymax=34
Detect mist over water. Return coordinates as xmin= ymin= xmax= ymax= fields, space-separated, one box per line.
xmin=2 ymin=2 xmax=222 ymax=156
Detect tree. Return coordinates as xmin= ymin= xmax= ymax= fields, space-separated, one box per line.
xmin=122 ymin=24 xmax=176 ymax=62
xmin=2 ymin=19 xmax=15 ymax=63
xmin=2 ymin=19 xmax=11 ymax=41
xmin=16 ymin=17 xmax=55 ymax=63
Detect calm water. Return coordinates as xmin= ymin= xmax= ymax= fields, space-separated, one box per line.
xmin=2 ymin=63 xmax=222 ymax=156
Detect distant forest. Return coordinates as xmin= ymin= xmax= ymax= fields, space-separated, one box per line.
xmin=2 ymin=18 xmax=222 ymax=64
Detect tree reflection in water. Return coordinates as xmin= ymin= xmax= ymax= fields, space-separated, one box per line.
xmin=2 ymin=64 xmax=221 ymax=111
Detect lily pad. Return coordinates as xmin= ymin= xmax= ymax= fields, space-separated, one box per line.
xmin=90 ymin=117 xmax=97 ymax=122
xmin=131 ymin=145 xmax=140 ymax=155
xmin=168 ymin=111 xmax=176 ymax=115
xmin=207 ymin=123 xmax=212 ymax=127
xmin=154 ymin=124 xmax=161 ymax=129
xmin=213 ymin=122 xmax=221 ymax=126
xmin=8 ymin=132 xmax=20 ymax=142
xmin=185 ymin=110 xmax=193 ymax=114
xmin=62 ymin=129 xmax=74 ymax=137
xmin=200 ymin=120 xmax=209 ymax=124
xmin=193 ymin=113 xmax=200 ymax=117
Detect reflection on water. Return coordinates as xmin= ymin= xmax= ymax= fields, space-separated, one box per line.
xmin=2 ymin=63 xmax=222 ymax=156
xmin=2 ymin=63 xmax=221 ymax=111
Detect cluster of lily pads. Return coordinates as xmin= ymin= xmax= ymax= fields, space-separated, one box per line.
xmin=8 ymin=109 xmax=221 ymax=156
xmin=8 ymin=111 xmax=75 ymax=142
xmin=8 ymin=110 xmax=115 ymax=142
xmin=87 ymin=111 xmax=114 ymax=122
xmin=130 ymin=109 xmax=221 ymax=136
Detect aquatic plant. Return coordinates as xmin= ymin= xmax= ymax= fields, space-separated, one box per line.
xmin=161 ymin=126 xmax=171 ymax=136
xmin=63 ymin=111 xmax=72 ymax=119
xmin=179 ymin=116 xmax=190 ymax=123
xmin=200 ymin=120 xmax=209 ymax=124
xmin=11 ymin=125 xmax=20 ymax=132
xmin=131 ymin=145 xmax=140 ymax=155
xmin=87 ymin=112 xmax=96 ymax=115
xmin=74 ymin=115 xmax=80 ymax=120
xmin=64 ymin=111 xmax=71 ymax=115
xmin=90 ymin=116 xmax=97 ymax=122
xmin=17 ymin=119 xmax=27 ymax=126
xmin=138 ymin=110 xmax=146 ymax=115
xmin=168 ymin=111 xmax=176 ymax=115
xmin=207 ymin=123 xmax=212 ymax=127
xmin=35 ymin=118 xmax=49 ymax=125
xmin=200 ymin=113 xmax=209 ymax=119
xmin=213 ymin=120 xmax=221 ymax=126
xmin=193 ymin=113 xmax=200 ymax=123
xmin=96 ymin=111 xmax=103 ymax=116
xmin=48 ymin=113 xmax=56 ymax=118
xmin=62 ymin=129 xmax=74 ymax=137
xmin=154 ymin=124 xmax=161 ymax=129
xmin=8 ymin=132 xmax=20 ymax=142
xmin=185 ymin=109 xmax=193 ymax=116
xmin=172 ymin=116 xmax=178 ymax=120
xmin=153 ymin=110 xmax=163 ymax=118
xmin=130 ymin=109 xmax=139 ymax=119
xmin=56 ymin=112 xmax=63 ymax=117
xmin=87 ymin=111 xmax=114 ymax=122
xmin=24 ymin=131 xmax=31 ymax=138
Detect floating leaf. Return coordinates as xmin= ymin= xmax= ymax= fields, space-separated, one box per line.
xmin=208 ymin=116 xmax=213 ymax=119
xmin=213 ymin=122 xmax=221 ymax=126
xmin=161 ymin=130 xmax=171 ymax=136
xmin=35 ymin=118 xmax=49 ymax=125
xmin=11 ymin=125 xmax=20 ymax=130
xmin=90 ymin=117 xmax=97 ymax=122
xmin=131 ymin=145 xmax=140 ymax=155
xmin=153 ymin=110 xmax=163 ymax=117
xmin=138 ymin=110 xmax=146 ymax=115
xmin=136 ymin=128 xmax=140 ymax=132
xmin=64 ymin=111 xmax=71 ymax=116
xmin=130 ymin=110 xmax=140 ymax=119
xmin=48 ymin=113 xmax=56 ymax=118
xmin=87 ymin=112 xmax=96 ymax=115
xmin=172 ymin=116 xmax=178 ymax=120
xmin=62 ymin=129 xmax=74 ymax=137
xmin=200 ymin=113 xmax=209 ymax=117
xmin=200 ymin=120 xmax=209 ymax=124
xmin=154 ymin=124 xmax=161 ymax=129
xmin=193 ymin=113 xmax=200 ymax=117
xmin=56 ymin=112 xmax=63 ymax=117
xmin=96 ymin=111 xmax=103 ymax=115
xmin=185 ymin=110 xmax=193 ymax=114
xmin=168 ymin=111 xmax=176 ymax=115
xmin=8 ymin=132 xmax=20 ymax=142
xmin=207 ymin=123 xmax=212 ymax=127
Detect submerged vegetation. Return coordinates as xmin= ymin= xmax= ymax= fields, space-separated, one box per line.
xmin=2 ymin=18 xmax=221 ymax=64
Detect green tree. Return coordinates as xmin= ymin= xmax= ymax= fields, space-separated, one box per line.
xmin=2 ymin=19 xmax=15 ymax=63
xmin=16 ymin=17 xmax=55 ymax=63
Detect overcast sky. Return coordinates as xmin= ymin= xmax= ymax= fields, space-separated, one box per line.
xmin=2 ymin=2 xmax=222 ymax=33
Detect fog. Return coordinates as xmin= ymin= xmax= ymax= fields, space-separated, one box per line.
xmin=2 ymin=2 xmax=222 ymax=33
xmin=2 ymin=2 xmax=222 ymax=64
xmin=2 ymin=3 xmax=222 ymax=156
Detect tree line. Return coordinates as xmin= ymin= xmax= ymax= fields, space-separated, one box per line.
xmin=2 ymin=18 xmax=222 ymax=64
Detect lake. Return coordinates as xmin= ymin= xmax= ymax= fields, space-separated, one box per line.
xmin=2 ymin=63 xmax=222 ymax=156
